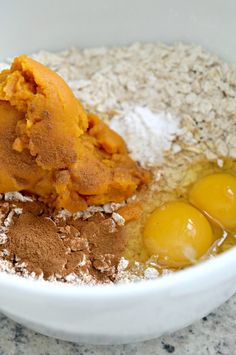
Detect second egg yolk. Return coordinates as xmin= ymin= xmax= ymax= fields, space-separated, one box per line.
xmin=143 ymin=201 xmax=214 ymax=267
xmin=189 ymin=173 xmax=236 ymax=231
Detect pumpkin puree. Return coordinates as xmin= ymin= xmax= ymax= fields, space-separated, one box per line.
xmin=0 ymin=56 xmax=149 ymax=212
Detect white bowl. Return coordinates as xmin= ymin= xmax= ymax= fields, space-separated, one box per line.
xmin=1 ymin=0 xmax=236 ymax=345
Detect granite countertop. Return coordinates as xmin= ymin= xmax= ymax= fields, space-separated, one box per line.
xmin=0 ymin=295 xmax=235 ymax=355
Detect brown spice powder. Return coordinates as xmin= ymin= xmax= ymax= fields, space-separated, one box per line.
xmin=7 ymin=213 xmax=67 ymax=278
xmin=0 ymin=197 xmax=126 ymax=283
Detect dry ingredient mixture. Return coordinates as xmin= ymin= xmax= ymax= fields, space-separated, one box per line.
xmin=0 ymin=192 xmax=126 ymax=284
xmin=0 ymin=42 xmax=236 ymax=284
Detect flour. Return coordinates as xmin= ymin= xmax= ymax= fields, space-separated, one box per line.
xmin=110 ymin=106 xmax=181 ymax=168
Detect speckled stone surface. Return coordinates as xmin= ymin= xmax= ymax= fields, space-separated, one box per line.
xmin=0 ymin=295 xmax=235 ymax=355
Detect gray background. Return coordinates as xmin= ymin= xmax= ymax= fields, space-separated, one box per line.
xmin=0 ymin=295 xmax=235 ymax=355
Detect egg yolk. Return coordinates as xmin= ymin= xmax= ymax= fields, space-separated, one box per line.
xmin=189 ymin=173 xmax=236 ymax=230
xmin=143 ymin=201 xmax=214 ymax=267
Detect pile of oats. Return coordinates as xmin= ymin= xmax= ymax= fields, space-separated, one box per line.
xmin=31 ymin=42 xmax=236 ymax=162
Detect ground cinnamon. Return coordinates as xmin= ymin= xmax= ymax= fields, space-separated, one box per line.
xmin=0 ymin=195 xmax=126 ymax=283
xmin=7 ymin=213 xmax=67 ymax=278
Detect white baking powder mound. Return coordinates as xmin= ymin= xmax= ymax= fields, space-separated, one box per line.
xmin=110 ymin=106 xmax=181 ymax=168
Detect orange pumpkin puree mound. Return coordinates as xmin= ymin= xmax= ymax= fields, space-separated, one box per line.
xmin=0 ymin=55 xmax=150 ymax=212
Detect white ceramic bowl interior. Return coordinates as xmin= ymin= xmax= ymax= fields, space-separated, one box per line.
xmin=0 ymin=0 xmax=236 ymax=345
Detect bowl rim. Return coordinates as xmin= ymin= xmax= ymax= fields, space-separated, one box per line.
xmin=0 ymin=245 xmax=235 ymax=298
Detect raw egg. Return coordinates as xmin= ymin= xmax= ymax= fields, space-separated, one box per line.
xmin=189 ymin=173 xmax=236 ymax=230
xmin=143 ymin=201 xmax=214 ymax=267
